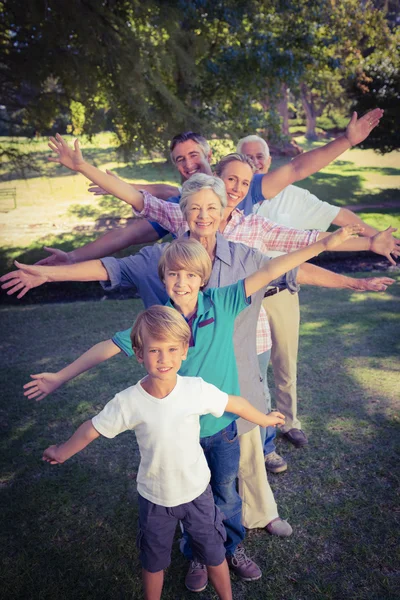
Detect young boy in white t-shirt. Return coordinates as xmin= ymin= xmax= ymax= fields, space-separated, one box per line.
xmin=42 ymin=305 xmax=285 ymax=600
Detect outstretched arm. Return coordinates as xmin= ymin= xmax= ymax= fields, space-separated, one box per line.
xmin=42 ymin=420 xmax=100 ymax=465
xmin=23 ymin=340 xmax=121 ymax=401
xmin=88 ymin=170 xmax=180 ymax=200
xmin=245 ymin=225 xmax=364 ymax=297
xmin=226 ymin=396 xmax=285 ymax=428
xmin=261 ymin=109 xmax=383 ymax=199
xmin=36 ymin=219 xmax=160 ymax=266
xmin=297 ymin=263 xmax=395 ymax=292
xmin=48 ymin=134 xmax=145 ymax=211
xmin=332 ymin=208 xmax=379 ymax=238
xmin=316 ymin=226 xmax=400 ymax=266
xmin=0 ymin=259 xmax=108 ymax=299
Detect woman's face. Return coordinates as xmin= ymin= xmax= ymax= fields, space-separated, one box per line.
xmin=185 ymin=188 xmax=222 ymax=239
xmin=220 ymin=161 xmax=254 ymax=209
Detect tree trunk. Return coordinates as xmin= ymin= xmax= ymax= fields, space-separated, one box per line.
xmin=300 ymin=82 xmax=318 ymax=141
xmin=278 ymin=83 xmax=289 ymax=136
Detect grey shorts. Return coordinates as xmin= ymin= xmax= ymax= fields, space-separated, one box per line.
xmin=137 ymin=485 xmax=226 ymax=572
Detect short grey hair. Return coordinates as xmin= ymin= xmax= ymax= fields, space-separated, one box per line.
xmin=237 ymin=135 xmax=270 ymax=157
xmin=170 ymin=132 xmax=211 ymax=164
xmin=180 ymin=173 xmax=227 ymax=219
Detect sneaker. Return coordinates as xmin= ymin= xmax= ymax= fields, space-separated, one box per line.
xmin=226 ymin=545 xmax=262 ymax=581
xmin=185 ymin=561 xmax=208 ymax=592
xmin=283 ymin=428 xmax=308 ymax=448
xmin=265 ymin=517 xmax=293 ymax=537
xmin=264 ymin=451 xmax=287 ymax=473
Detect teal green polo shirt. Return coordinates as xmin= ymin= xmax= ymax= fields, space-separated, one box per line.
xmin=112 ymin=280 xmax=250 ymax=438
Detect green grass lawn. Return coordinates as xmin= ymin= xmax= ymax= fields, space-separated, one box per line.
xmin=1 ymin=274 xmax=399 ymax=600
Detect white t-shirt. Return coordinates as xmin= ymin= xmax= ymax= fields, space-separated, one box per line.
xmin=92 ymin=375 xmax=228 ymax=507
xmin=253 ymin=185 xmax=340 ymax=257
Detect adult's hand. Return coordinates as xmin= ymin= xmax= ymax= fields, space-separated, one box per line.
xmin=35 ymin=246 xmax=75 ymax=266
xmin=48 ymin=133 xmax=85 ymax=171
xmin=345 ymin=108 xmax=384 ymax=146
xmin=0 ymin=261 xmax=50 ymax=299
xmin=370 ymin=227 xmax=400 ymax=266
xmin=353 ymin=277 xmax=395 ymax=292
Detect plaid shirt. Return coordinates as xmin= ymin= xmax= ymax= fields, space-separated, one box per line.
xmin=138 ymin=192 xmax=319 ymax=353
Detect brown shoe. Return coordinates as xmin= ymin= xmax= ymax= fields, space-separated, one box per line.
xmin=185 ymin=561 xmax=208 ymax=592
xmin=227 ymin=545 xmax=262 ymax=581
xmin=283 ymin=428 xmax=308 ymax=448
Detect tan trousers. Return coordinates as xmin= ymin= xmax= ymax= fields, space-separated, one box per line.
xmin=238 ymin=426 xmax=279 ymax=528
xmin=262 ymin=289 xmax=301 ymax=432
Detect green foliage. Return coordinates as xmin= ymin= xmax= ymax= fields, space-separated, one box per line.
xmin=67 ymin=101 xmax=86 ymax=136
xmin=347 ymin=31 xmax=400 ymax=154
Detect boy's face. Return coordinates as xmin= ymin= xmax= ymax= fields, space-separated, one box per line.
xmin=164 ymin=267 xmax=203 ymax=306
xmin=136 ymin=334 xmax=188 ymax=382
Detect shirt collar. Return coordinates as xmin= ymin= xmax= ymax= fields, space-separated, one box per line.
xmin=215 ymin=231 xmax=232 ymax=266
xmin=165 ymin=290 xmax=212 ymax=318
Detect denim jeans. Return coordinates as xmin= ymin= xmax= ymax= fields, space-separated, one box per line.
xmin=181 ymin=421 xmax=245 ymax=559
xmin=258 ymin=349 xmax=277 ymax=456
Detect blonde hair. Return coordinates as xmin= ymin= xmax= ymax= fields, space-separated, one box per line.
xmin=214 ymin=153 xmax=256 ymax=177
xmin=236 ymin=135 xmax=270 ymax=157
xmin=130 ymin=305 xmax=191 ymax=353
xmin=179 ymin=173 xmax=227 ymax=219
xmin=158 ymin=238 xmax=212 ymax=286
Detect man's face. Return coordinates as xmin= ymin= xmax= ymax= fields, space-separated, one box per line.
xmin=171 ymin=140 xmax=213 ymax=181
xmin=240 ymin=141 xmax=271 ymax=174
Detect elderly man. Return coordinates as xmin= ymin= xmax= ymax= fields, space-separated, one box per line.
xmin=236 ymin=134 xmax=385 ymax=473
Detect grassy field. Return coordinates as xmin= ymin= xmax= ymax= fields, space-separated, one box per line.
xmin=1 ymin=134 xmax=399 ymax=598
xmin=1 ymin=275 xmax=399 ymax=600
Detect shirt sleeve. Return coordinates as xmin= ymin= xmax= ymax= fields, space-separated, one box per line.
xmin=112 ymin=327 xmax=134 ymax=357
xmin=258 ymin=217 xmax=320 ymax=253
xmin=210 ymin=280 xmax=251 ymax=314
xmin=135 ymin=192 xmax=186 ymax=237
xmin=197 ymin=379 xmax=229 ymax=417
xmin=92 ymin=392 xmax=132 ymax=438
xmin=99 ymin=256 xmax=140 ymax=292
xmin=237 ymin=174 xmax=264 ymax=216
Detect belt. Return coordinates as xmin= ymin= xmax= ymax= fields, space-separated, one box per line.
xmin=264 ymin=286 xmax=286 ymax=298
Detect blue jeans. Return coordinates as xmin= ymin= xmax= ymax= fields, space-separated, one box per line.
xmin=258 ymin=350 xmax=277 ymax=456
xmin=181 ymin=421 xmax=245 ymax=559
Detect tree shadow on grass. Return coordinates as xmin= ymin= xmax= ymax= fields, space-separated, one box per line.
xmin=2 ymin=280 xmax=400 ymax=599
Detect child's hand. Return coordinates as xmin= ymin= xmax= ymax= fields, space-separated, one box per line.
xmin=0 ymin=261 xmax=50 ymax=299
xmin=352 ymin=276 xmax=395 ymax=292
xmin=42 ymin=445 xmax=65 ymax=465
xmin=264 ymin=411 xmax=286 ymax=427
xmin=48 ymin=133 xmax=85 ymax=171
xmin=370 ymin=227 xmax=400 ymax=266
xmin=322 ymin=225 xmax=364 ymax=251
xmin=23 ymin=372 xmax=63 ymax=401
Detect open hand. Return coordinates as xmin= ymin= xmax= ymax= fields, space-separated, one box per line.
xmin=42 ymin=445 xmax=64 ymax=465
xmin=345 ymin=108 xmax=384 ymax=146
xmin=322 ymin=225 xmax=364 ymax=251
xmin=88 ymin=169 xmax=120 ymax=196
xmin=48 ymin=133 xmax=85 ymax=171
xmin=0 ymin=261 xmax=50 ymax=299
xmin=265 ymin=411 xmax=286 ymax=427
xmin=353 ymin=277 xmax=395 ymax=292
xmin=23 ymin=372 xmax=63 ymax=401
xmin=35 ymin=246 xmax=74 ymax=267
xmin=370 ymin=227 xmax=400 ymax=266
